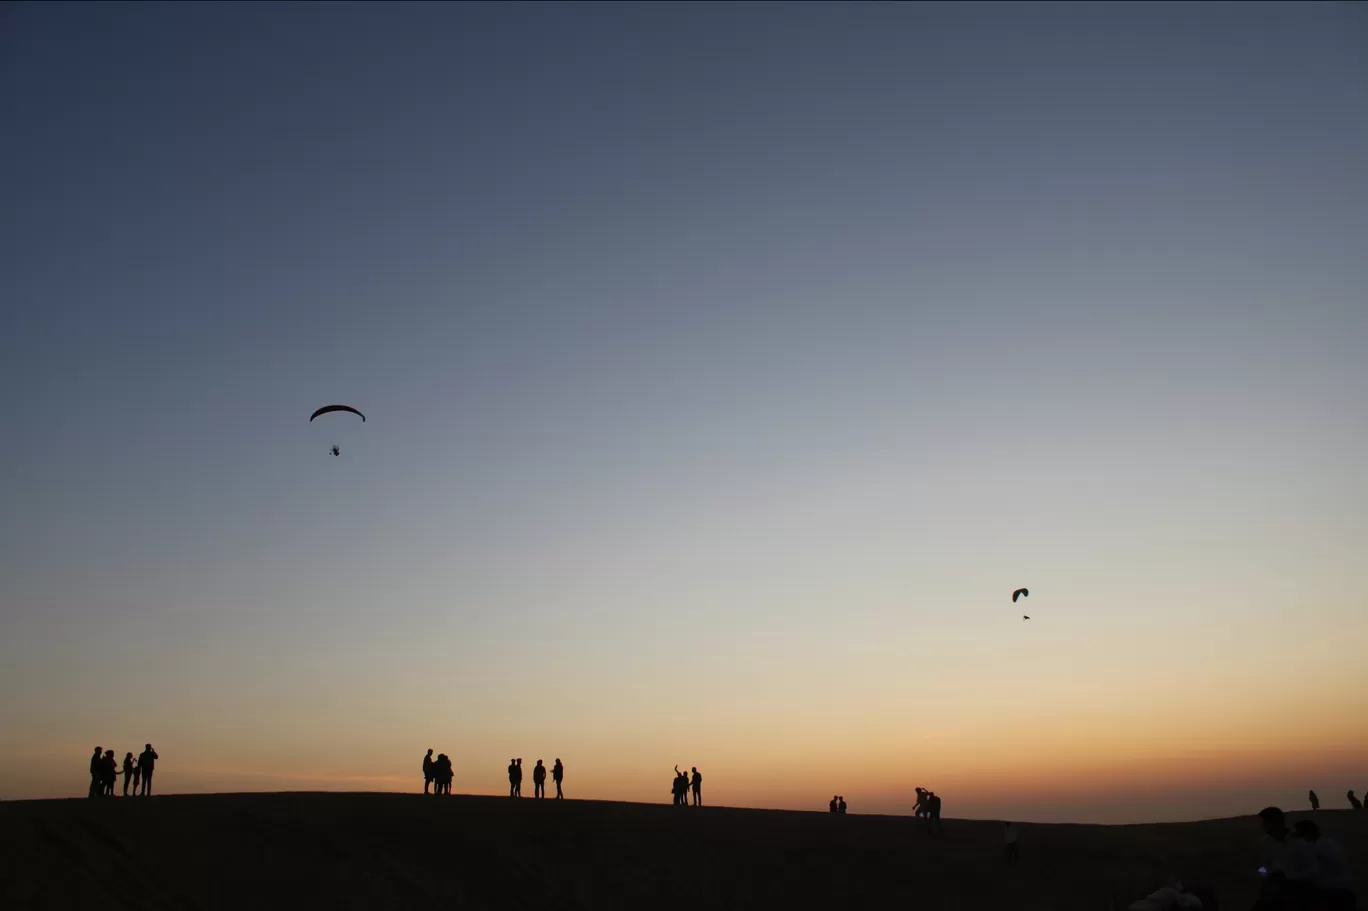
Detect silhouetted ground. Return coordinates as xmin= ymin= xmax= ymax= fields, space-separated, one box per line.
xmin=2 ymin=793 xmax=1365 ymax=909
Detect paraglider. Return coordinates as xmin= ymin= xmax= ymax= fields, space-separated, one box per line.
xmin=310 ymin=405 xmax=365 ymax=456
xmin=1012 ymin=588 xmax=1029 ymax=603
xmin=310 ymin=405 xmax=365 ymax=423
xmin=1022 ymin=615 xmax=1030 ymax=621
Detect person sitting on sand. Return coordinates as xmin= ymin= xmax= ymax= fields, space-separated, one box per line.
xmin=1295 ymin=820 xmax=1357 ymax=910
xmin=1349 ymin=791 xmax=1363 ymax=811
xmin=533 ymin=760 xmax=547 ymax=799
xmin=1256 ymin=806 xmax=1320 ymax=907
xmin=122 ymin=753 xmax=136 ymax=797
xmin=691 ymin=767 xmax=702 ymax=806
xmin=552 ymin=758 xmax=564 ymax=799
xmin=1005 ymin=822 xmax=1019 ymax=863
xmin=423 ymin=748 xmax=435 ymax=794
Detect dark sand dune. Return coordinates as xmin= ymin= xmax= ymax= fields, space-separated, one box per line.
xmin=2 ymin=793 xmax=1364 ymax=909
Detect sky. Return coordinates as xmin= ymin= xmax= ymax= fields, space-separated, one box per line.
xmin=1 ymin=1 xmax=1365 ymax=824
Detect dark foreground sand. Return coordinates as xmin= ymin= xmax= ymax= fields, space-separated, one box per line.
xmin=2 ymin=793 xmax=1364 ymax=910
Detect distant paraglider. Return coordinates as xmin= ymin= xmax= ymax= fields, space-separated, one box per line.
xmin=1012 ymin=588 xmax=1029 ymax=603
xmin=311 ymin=405 xmax=365 ymax=457
xmin=1022 ymin=615 xmax=1030 ymax=621
xmin=310 ymin=405 xmax=366 ymax=423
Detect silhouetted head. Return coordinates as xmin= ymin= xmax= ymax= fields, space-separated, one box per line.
xmin=105 ymin=750 xmax=114 ymax=758
xmin=1259 ymin=807 xmax=1287 ymax=838
xmin=1294 ymin=820 xmax=1320 ymax=842
xmin=93 ymin=746 xmax=101 ymax=754
xmin=692 ymin=767 xmax=697 ymax=773
xmin=536 ymin=759 xmax=543 ymax=766
xmin=427 ymin=748 xmax=433 ymax=757
xmin=125 ymin=752 xmax=133 ymax=759
xmin=145 ymin=744 xmax=152 ymax=751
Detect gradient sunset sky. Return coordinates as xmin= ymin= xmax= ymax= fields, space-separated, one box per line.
xmin=2 ymin=2 xmax=1365 ymax=823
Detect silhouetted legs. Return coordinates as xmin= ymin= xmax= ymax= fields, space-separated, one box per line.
xmin=535 ymin=781 xmax=545 ymax=799
xmin=692 ymin=784 xmax=701 ymax=806
xmin=555 ymin=780 xmax=563 ymax=799
xmin=141 ymin=768 xmax=153 ymax=796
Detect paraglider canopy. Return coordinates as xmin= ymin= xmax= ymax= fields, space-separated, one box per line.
xmin=1012 ymin=588 xmax=1029 ymax=603
xmin=310 ymin=405 xmax=365 ymax=422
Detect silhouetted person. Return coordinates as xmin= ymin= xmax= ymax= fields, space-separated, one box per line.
xmin=102 ymin=750 xmax=118 ymax=796
xmin=928 ymin=792 xmax=943 ymax=834
xmin=829 ymin=795 xmax=838 ymax=813
xmin=552 ymin=758 xmax=564 ymax=798
xmin=838 ymin=796 xmax=847 ymax=814
xmin=131 ymin=759 xmax=141 ymax=795
xmin=515 ymin=758 xmax=523 ymax=797
xmin=99 ymin=749 xmax=114 ymax=793
xmin=423 ymin=748 xmax=435 ymax=794
xmin=1348 ymin=791 xmax=1363 ymax=811
xmin=434 ymin=753 xmax=453 ymax=795
xmin=138 ymin=744 xmax=158 ymax=795
xmin=88 ymin=747 xmax=103 ymax=798
xmin=1309 ymin=790 xmax=1320 ymax=811
xmin=672 ymin=766 xmax=689 ymax=806
xmin=533 ymin=759 xmax=547 ymax=798
xmin=1005 ymin=822 xmax=1019 ymax=862
xmin=691 ymin=767 xmax=702 ymax=806
xmin=122 ymin=753 xmax=135 ymax=797
xmin=1295 ymin=819 xmax=1357 ymax=910
xmin=508 ymin=759 xmax=518 ymax=797
xmin=913 ymin=787 xmax=927 ymax=818
xmin=1256 ymin=806 xmax=1319 ymax=908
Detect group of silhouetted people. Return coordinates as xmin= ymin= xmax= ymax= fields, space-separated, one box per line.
xmin=671 ymin=766 xmax=702 ymax=806
xmin=504 ymin=757 xmax=564 ymax=798
xmin=88 ymin=744 xmax=158 ymax=797
xmin=828 ymin=795 xmax=848 ymax=814
xmin=913 ymin=787 xmax=943 ymax=833
xmin=422 ymin=749 xmax=454 ymax=794
xmin=1255 ymin=806 xmax=1357 ymax=910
